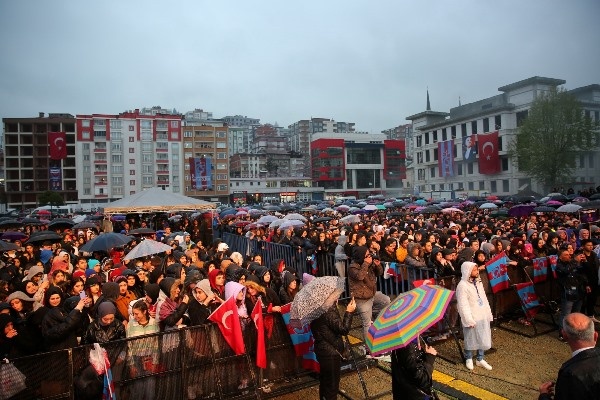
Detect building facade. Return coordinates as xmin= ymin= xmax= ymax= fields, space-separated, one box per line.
xmin=3 ymin=113 xmax=78 ymax=209
xmin=75 ymin=110 xmax=183 ymax=209
xmin=310 ymin=132 xmax=407 ymax=199
xmin=407 ymin=76 xmax=600 ymax=197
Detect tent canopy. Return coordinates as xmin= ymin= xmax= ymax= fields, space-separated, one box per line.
xmin=103 ymin=187 xmax=215 ymax=215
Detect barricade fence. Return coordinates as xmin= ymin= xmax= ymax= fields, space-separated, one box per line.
xmin=9 ymin=311 xmax=309 ymax=400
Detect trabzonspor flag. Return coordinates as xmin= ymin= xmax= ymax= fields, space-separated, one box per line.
xmin=515 ymin=282 xmax=541 ymax=319
xmin=438 ymin=140 xmax=454 ymax=177
xmin=547 ymin=255 xmax=558 ymax=279
xmin=485 ymin=251 xmax=510 ymax=293
xmin=532 ymin=257 xmax=549 ymax=283
xmin=280 ymin=303 xmax=319 ymax=373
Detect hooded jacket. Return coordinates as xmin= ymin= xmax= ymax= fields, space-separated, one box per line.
xmin=156 ymin=278 xmax=188 ymax=330
xmin=455 ymin=262 xmax=493 ymax=328
xmin=224 ymin=281 xmax=248 ymax=318
xmin=278 ymin=270 xmax=298 ymax=304
xmin=348 ymin=246 xmax=383 ymax=300
xmin=41 ymin=295 xmax=84 ymax=351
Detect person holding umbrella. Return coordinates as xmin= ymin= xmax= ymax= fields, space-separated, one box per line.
xmin=391 ymin=337 xmax=438 ymax=400
xmin=310 ymin=293 xmax=356 ymax=400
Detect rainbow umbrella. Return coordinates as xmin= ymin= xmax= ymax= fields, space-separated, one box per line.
xmin=365 ymin=285 xmax=454 ymax=356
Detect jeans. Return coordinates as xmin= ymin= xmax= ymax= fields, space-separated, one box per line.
xmin=560 ymin=297 xmax=583 ymax=331
xmin=355 ymin=291 xmax=391 ymax=340
xmin=464 ymin=349 xmax=485 ymax=361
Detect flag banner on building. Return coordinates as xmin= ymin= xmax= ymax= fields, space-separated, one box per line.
xmin=477 ymin=131 xmax=500 ymax=174
xmin=462 ymin=134 xmax=478 ymax=161
xmin=438 ymin=140 xmax=454 ymax=177
xmin=189 ymin=157 xmax=212 ymax=190
xmin=48 ymin=132 xmax=67 ymax=160
xmin=208 ymin=296 xmax=245 ymax=355
xmin=49 ymin=166 xmax=62 ymax=191
xmin=280 ymin=303 xmax=319 ymax=373
xmin=548 ymin=255 xmax=558 ymax=279
xmin=250 ymin=298 xmax=267 ymax=369
xmin=532 ymin=257 xmax=549 ymax=283
xmin=514 ymin=282 xmax=541 ymax=319
xmin=485 ymin=251 xmax=510 ymax=293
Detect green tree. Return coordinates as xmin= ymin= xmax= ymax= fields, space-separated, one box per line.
xmin=38 ymin=191 xmax=65 ymax=207
xmin=509 ymin=88 xmax=597 ymax=192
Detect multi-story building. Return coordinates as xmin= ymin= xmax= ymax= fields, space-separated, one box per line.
xmin=288 ymin=118 xmax=356 ymax=177
xmin=75 ymin=110 xmax=183 ymax=208
xmin=229 ymin=176 xmax=323 ymax=205
xmin=3 ymin=113 xmax=78 ymax=209
xmin=182 ymin=124 xmax=230 ymax=203
xmin=310 ymin=132 xmax=407 ymax=199
xmin=223 ymin=115 xmax=260 ymax=156
xmin=407 ymin=76 xmax=600 ymax=197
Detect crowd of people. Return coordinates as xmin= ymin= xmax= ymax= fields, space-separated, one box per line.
xmin=0 ymin=200 xmax=598 ymax=399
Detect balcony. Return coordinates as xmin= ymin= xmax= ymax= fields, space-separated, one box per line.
xmin=156 ymin=169 xmax=169 ymax=175
xmin=156 ymin=159 xmax=169 ymax=163
xmin=94 ymin=158 xmax=107 ymax=164
xmin=94 ymin=146 xmax=107 ymax=153
xmin=94 ymin=170 xmax=108 ymax=176
xmin=95 ymin=180 xmax=107 ymax=186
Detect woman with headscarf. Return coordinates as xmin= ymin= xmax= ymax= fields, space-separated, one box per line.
xmin=208 ymin=269 xmax=226 ymax=301
xmin=41 ymin=291 xmax=89 ymax=351
xmin=82 ymin=302 xmax=125 ymax=344
xmin=278 ymin=270 xmax=299 ymax=305
xmin=156 ymin=277 xmax=189 ymax=331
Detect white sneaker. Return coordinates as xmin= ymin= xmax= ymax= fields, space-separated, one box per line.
xmin=476 ymin=359 xmax=492 ymax=370
xmin=376 ymin=354 xmax=392 ymax=363
xmin=465 ymin=359 xmax=474 ymax=370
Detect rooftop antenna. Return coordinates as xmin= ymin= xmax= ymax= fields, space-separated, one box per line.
xmin=426 ymin=88 xmax=431 ymax=111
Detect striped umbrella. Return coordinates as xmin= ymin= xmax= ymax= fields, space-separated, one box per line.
xmin=365 ymin=285 xmax=454 ymax=356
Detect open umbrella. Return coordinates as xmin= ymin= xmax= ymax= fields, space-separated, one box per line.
xmin=283 ymin=213 xmax=307 ymax=222
xmin=0 ymin=231 xmax=28 ymax=241
xmin=366 ymin=285 xmax=454 ymax=356
xmin=80 ymin=232 xmax=133 ymax=253
xmin=556 ymin=204 xmax=582 ymax=213
xmin=48 ymin=218 xmax=76 ymax=231
xmin=340 ymin=214 xmax=360 ymax=224
xmin=279 ymin=220 xmax=305 ymax=230
xmin=72 ymin=221 xmax=99 ymax=230
xmin=123 ymin=239 xmax=173 ymax=261
xmin=312 ymin=217 xmax=332 ymax=223
xmin=0 ymin=240 xmax=20 ymax=251
xmin=268 ymin=219 xmax=285 ymax=229
xmin=441 ymin=207 xmax=463 ymax=214
xmin=257 ymin=215 xmax=278 ymax=225
xmin=508 ymin=204 xmax=535 ymax=217
xmin=479 ymin=202 xmax=498 ymax=209
xmin=533 ymin=206 xmax=556 ymax=213
xmin=363 ymin=204 xmax=378 ymax=211
xmin=25 ymin=231 xmax=63 ymax=244
xmin=415 ymin=199 xmax=428 ymax=206
xmin=128 ymin=228 xmax=156 ymax=236
xmin=290 ymin=276 xmax=345 ymax=327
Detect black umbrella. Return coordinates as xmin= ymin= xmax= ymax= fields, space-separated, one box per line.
xmin=25 ymin=231 xmax=63 ymax=244
xmin=0 ymin=219 xmax=22 ymax=228
xmin=48 ymin=218 xmax=76 ymax=230
xmin=128 ymin=228 xmax=156 ymax=236
xmin=80 ymin=232 xmax=133 ymax=253
xmin=21 ymin=218 xmax=47 ymax=226
xmin=312 ymin=217 xmax=332 ymax=223
xmin=0 ymin=240 xmax=20 ymax=251
xmin=419 ymin=206 xmax=441 ymax=214
xmin=0 ymin=231 xmax=28 ymax=241
xmin=72 ymin=221 xmax=100 ymax=230
xmin=581 ymin=200 xmax=600 ymax=210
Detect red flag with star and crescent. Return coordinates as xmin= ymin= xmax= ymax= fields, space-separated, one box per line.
xmin=477 ymin=131 xmax=500 ymax=174
xmin=251 ymin=298 xmax=267 ymax=369
xmin=48 ymin=132 xmax=67 ymax=160
xmin=208 ymin=296 xmax=245 ymax=355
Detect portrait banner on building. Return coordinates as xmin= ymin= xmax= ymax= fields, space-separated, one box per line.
xmin=462 ymin=134 xmax=478 ymax=161
xmin=189 ymin=157 xmax=212 ymax=190
xmin=49 ymin=166 xmax=62 ymax=191
xmin=48 ymin=132 xmax=67 ymax=160
xmin=477 ymin=131 xmax=500 ymax=174
xmin=438 ymin=139 xmax=454 ymax=177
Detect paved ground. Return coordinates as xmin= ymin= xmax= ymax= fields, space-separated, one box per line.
xmin=276 ymin=315 xmax=599 ymax=400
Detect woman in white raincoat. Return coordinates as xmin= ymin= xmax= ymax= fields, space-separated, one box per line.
xmin=456 ymin=261 xmax=494 ymax=371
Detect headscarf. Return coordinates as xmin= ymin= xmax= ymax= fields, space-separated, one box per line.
xmin=97 ymin=302 xmax=117 ymax=325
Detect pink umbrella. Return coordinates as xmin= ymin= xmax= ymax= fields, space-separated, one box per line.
xmin=546 ymin=200 xmax=563 ymax=206
xmin=441 ymin=207 xmax=464 ymax=214
xmin=572 ymin=197 xmax=589 ymax=203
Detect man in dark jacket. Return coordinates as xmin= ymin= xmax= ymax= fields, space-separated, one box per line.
xmin=539 ymin=313 xmax=600 ymax=399
xmin=348 ymin=246 xmax=390 ymax=340
xmin=556 ymin=248 xmax=590 ymax=338
xmin=391 ymin=339 xmax=437 ymax=400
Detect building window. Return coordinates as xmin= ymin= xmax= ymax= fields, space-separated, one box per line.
xmin=141 ymin=120 xmax=151 ymax=129
xmin=130 ymin=180 xmax=135 ymax=185
xmin=216 ymin=132 xmax=226 ymax=138
xmin=501 ymin=157 xmax=509 ymax=171
xmin=423 ymin=151 xmax=429 ymax=163
xmin=467 ymin=162 xmax=473 ymax=174
xmin=451 ymin=126 xmax=456 ymax=139
xmin=143 ymin=176 xmax=153 ymax=185
xmin=82 ymin=143 xmax=90 ymax=150
xmin=217 ymin=163 xmax=227 ymax=170
xmin=432 ymin=131 xmax=438 ymax=142
xmin=94 ymin=131 xmax=106 ymax=138
xmin=442 ymin=128 xmax=447 ymax=142
xmin=417 ymin=169 xmax=425 ymax=180
xmin=130 ymin=170 xmax=135 ymax=175
xmin=142 ymin=143 xmax=152 ymax=151
xmin=483 ymin=118 xmax=490 ymax=132
xmin=491 ymin=180 xmax=497 ymax=193
xmin=111 ymin=155 xmax=122 ymax=163
xmin=217 ymin=184 xmax=227 ymax=191
xmin=457 ymin=164 xmax=463 ymax=175
xmin=479 ymin=181 xmax=485 ymax=190
xmin=112 ymin=177 xmax=123 ymax=186
xmin=430 ymin=167 xmax=436 ymax=178
xmin=425 ymin=133 xmax=430 ymax=145
xmin=494 ymin=115 xmax=502 ymax=130
xmin=433 ymin=148 xmax=438 ymax=161
xmin=171 ymin=121 xmax=179 ymax=128
xmin=184 ymin=131 xmax=192 ymax=137
xmin=170 ymin=131 xmax=178 ymax=140
xmin=516 ymin=110 xmax=529 ymax=127
xmin=128 ymin=126 xmax=134 ymax=132
xmin=111 ymin=165 xmax=123 ymax=174
xmin=129 ymin=148 xmax=135 ymax=153
xmin=112 ymin=132 xmax=122 ymax=140
xmin=590 ymin=154 xmax=594 ymax=168
xmin=129 ymin=159 xmax=135 ymax=164
xmin=502 ymin=179 xmax=509 ymax=192
xmin=461 ymin=123 xmax=467 ymax=138
xmin=471 ymin=121 xmax=477 ymax=135
xmin=468 ymin=181 xmax=474 ymax=190
xmin=83 ymin=155 xmax=90 ymax=161
xmin=82 ymin=120 xmax=91 ymax=128
xmin=217 ymin=153 xmax=227 ymax=159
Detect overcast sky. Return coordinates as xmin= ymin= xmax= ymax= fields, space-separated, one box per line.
xmin=1 ymin=0 xmax=599 ymax=133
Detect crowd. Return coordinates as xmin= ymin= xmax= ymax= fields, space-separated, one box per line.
xmin=0 ymin=201 xmax=599 ymax=399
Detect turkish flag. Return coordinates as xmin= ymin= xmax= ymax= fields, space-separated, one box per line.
xmin=251 ymin=298 xmax=267 ymax=369
xmin=48 ymin=132 xmax=67 ymax=160
xmin=208 ymin=296 xmax=245 ymax=355
xmin=477 ymin=131 xmax=500 ymax=174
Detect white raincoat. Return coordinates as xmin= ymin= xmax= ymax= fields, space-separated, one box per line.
xmin=456 ymin=262 xmax=493 ymax=351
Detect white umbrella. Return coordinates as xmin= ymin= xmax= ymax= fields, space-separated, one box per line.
xmin=257 ymin=215 xmax=278 ymax=224
xmin=556 ymin=204 xmax=582 ymax=213
xmin=124 ymin=239 xmax=173 ymax=261
xmin=340 ymin=214 xmax=360 ymax=224
xmin=280 ymin=220 xmax=306 ymax=230
xmin=363 ymin=204 xmax=378 ymax=211
xmin=283 ymin=213 xmax=307 ymax=222
xmin=441 ymin=207 xmax=463 ymax=214
xmin=479 ymin=203 xmax=498 ymax=209
xmin=268 ymin=219 xmax=285 ymax=229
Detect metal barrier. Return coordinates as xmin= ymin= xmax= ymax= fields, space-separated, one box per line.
xmin=8 ymin=312 xmax=315 ymax=400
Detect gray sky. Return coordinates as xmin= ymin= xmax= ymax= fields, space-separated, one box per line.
xmin=1 ymin=0 xmax=599 ymax=133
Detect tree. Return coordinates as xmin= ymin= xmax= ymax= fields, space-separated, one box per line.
xmin=38 ymin=191 xmax=65 ymax=207
xmin=265 ymin=157 xmax=278 ymax=177
xmin=509 ymin=88 xmax=598 ymax=192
